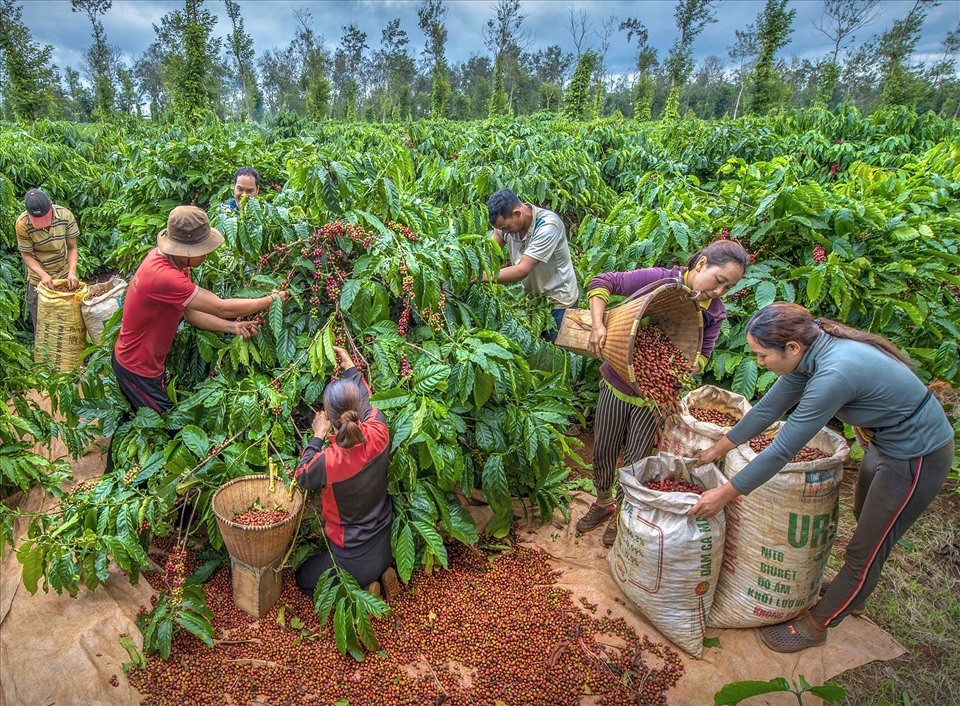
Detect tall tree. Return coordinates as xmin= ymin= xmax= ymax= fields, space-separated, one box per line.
xmin=418 ymin=0 xmax=450 ymax=118
xmin=62 ymin=65 xmax=93 ymax=120
xmin=0 ymin=0 xmax=58 ymax=120
xmin=154 ymin=0 xmax=224 ymax=121
xmin=530 ymin=45 xmax=572 ymax=112
xmin=134 ymin=42 xmax=165 ymax=120
xmin=224 ymin=0 xmax=262 ymax=120
xmin=728 ymin=26 xmax=756 ymax=118
xmin=620 ymin=17 xmax=658 ymax=119
xmin=877 ymin=0 xmax=937 ymax=109
xmin=292 ymin=10 xmax=332 ymax=121
xmin=332 ymin=24 xmax=367 ymax=120
xmin=71 ymin=0 xmax=116 ymax=118
xmin=372 ymin=19 xmax=415 ymax=120
xmin=664 ymin=0 xmax=717 ymax=118
xmin=591 ymin=15 xmax=618 ymax=118
xmin=115 ymin=62 xmax=139 ymax=117
xmin=566 ymin=8 xmax=591 ymax=58
xmin=813 ymin=0 xmax=880 ymax=106
xmin=931 ymin=22 xmax=960 ymax=118
xmin=746 ymin=0 xmax=795 ymax=115
xmin=483 ymin=0 xmax=528 ymax=117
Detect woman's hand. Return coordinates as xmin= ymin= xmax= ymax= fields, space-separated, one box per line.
xmin=332 ymin=345 xmax=354 ymax=369
xmin=235 ymin=321 xmax=259 ymax=339
xmin=588 ymin=322 xmax=607 ymax=357
xmin=312 ymin=410 xmax=332 ymax=439
xmin=688 ymin=483 xmax=740 ymax=518
xmin=696 ymin=436 xmax=734 ymax=466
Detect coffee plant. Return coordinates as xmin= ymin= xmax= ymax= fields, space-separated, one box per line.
xmin=2 ymin=105 xmax=958 ymax=659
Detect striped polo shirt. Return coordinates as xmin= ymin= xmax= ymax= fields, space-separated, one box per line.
xmin=15 ymin=205 xmax=79 ymax=285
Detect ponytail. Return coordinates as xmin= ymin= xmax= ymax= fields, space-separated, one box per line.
xmin=746 ymin=302 xmax=913 ymax=367
xmin=322 ymin=379 xmax=367 ymax=449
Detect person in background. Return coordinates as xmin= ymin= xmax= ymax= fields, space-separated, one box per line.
xmin=577 ymin=239 xmax=751 ymax=547
xmin=691 ymin=302 xmax=954 ymax=652
xmin=106 ymin=205 xmax=288 ymax=472
xmin=225 ymin=166 xmax=260 ymax=211
xmin=294 ymin=346 xmax=400 ymax=601
xmin=485 ymin=188 xmax=579 ymax=341
xmin=15 ymin=188 xmax=80 ymax=332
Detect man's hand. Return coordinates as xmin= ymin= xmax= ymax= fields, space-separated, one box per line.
xmin=332 ymin=345 xmax=354 ymax=369
xmin=312 ymin=410 xmax=332 ymax=439
xmin=274 ymin=290 xmax=291 ymax=304
xmin=235 ymin=321 xmax=259 ymax=339
xmin=39 ymin=273 xmax=53 ymax=289
xmin=66 ymin=273 xmax=80 ymax=289
xmin=588 ymin=322 xmax=607 ymax=357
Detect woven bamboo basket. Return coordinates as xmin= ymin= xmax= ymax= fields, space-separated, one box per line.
xmin=556 ymin=281 xmax=703 ymax=396
xmin=212 ymin=474 xmax=305 ymax=569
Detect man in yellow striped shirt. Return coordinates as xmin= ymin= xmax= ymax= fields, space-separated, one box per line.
xmin=15 ymin=189 xmax=80 ymax=332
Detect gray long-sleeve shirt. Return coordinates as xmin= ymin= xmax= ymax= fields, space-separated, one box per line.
xmin=726 ymin=333 xmax=954 ymax=495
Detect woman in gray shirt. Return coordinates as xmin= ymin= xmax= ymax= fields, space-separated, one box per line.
xmin=692 ymin=302 xmax=954 ymax=652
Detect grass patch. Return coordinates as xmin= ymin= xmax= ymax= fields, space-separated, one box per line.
xmin=830 ymin=474 xmax=960 ymax=706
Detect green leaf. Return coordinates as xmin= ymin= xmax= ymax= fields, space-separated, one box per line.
xmin=18 ymin=542 xmax=44 ymax=595
xmin=754 ymin=281 xmax=776 ymax=310
xmin=413 ymin=363 xmax=449 ymax=395
xmin=702 ymin=636 xmax=721 ymax=649
xmin=713 ymin=679 xmax=790 ymax=705
xmin=176 ymin=609 xmax=215 ymax=647
xmin=412 ymin=521 xmax=448 ymax=568
xmin=393 ymin=522 xmax=415 ymax=583
xmin=806 ymin=270 xmax=824 ymax=303
xmin=340 ymin=279 xmax=362 ymax=310
xmin=180 ymin=425 xmax=210 ymax=459
xmin=269 ymin=295 xmax=283 ymax=340
xmin=481 ymin=455 xmax=511 ymax=515
xmin=473 ymin=370 xmax=494 ymax=408
xmin=732 ymin=358 xmax=758 ymax=399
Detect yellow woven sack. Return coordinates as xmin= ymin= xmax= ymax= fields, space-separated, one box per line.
xmin=35 ymin=279 xmax=89 ymax=371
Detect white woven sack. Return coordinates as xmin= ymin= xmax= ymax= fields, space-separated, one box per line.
xmin=658 ymin=385 xmax=752 ymax=458
xmin=81 ymin=277 xmax=126 ymax=344
xmin=707 ymin=424 xmax=849 ymax=629
xmin=609 ymin=453 xmax=726 ymax=658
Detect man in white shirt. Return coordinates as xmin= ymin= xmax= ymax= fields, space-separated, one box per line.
xmin=485 ymin=189 xmax=579 ymax=341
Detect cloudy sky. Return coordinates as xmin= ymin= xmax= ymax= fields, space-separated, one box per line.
xmin=21 ymin=0 xmax=960 ymax=77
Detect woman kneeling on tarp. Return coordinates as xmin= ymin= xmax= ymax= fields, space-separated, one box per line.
xmin=294 ymin=345 xmax=399 ymax=600
xmin=691 ymin=302 xmax=954 ymax=652
xmin=577 ymin=239 xmax=750 ymax=547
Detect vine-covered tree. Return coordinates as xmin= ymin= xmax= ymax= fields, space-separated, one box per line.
xmin=621 ymin=17 xmax=658 ymax=120
xmin=71 ymin=0 xmax=116 ymax=119
xmin=562 ymin=49 xmax=597 ymax=120
xmin=530 ymin=45 xmax=572 ymax=113
xmin=747 ymin=0 xmax=796 ymax=115
xmin=372 ymin=19 xmax=415 ymax=121
xmin=224 ymin=0 xmax=262 ymax=120
xmin=813 ymin=0 xmax=880 ymax=107
xmin=153 ymin=0 xmax=224 ymax=122
xmin=0 ymin=0 xmax=58 ymax=120
xmin=664 ymin=0 xmax=717 ymax=119
xmin=417 ymin=0 xmax=450 ymax=119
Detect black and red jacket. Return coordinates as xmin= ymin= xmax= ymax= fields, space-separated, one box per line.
xmin=295 ymin=367 xmax=392 ymax=557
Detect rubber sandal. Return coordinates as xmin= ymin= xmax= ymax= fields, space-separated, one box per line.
xmin=819 ymin=579 xmax=866 ymax=616
xmin=760 ymin=617 xmax=827 ymax=653
xmin=577 ymin=501 xmax=616 ymax=533
xmin=601 ymin=514 xmax=619 ymax=548
xmin=381 ymin=567 xmax=401 ymax=603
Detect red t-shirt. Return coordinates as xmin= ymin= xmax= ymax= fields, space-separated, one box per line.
xmin=114 ymin=248 xmax=198 ymax=377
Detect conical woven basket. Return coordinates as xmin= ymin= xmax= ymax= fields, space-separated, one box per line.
xmin=212 ymin=474 xmax=305 ymax=569
xmin=558 ymin=281 xmax=703 ymax=396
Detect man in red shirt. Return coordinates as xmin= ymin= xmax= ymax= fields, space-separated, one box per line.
xmin=107 ymin=205 xmax=288 ymax=472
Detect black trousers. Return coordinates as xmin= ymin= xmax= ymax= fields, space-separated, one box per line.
xmin=295 ymin=528 xmax=393 ymax=596
xmin=105 ymin=354 xmax=173 ymax=473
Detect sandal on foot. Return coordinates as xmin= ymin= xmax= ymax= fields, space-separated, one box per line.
xmin=381 ymin=567 xmax=401 ymax=603
xmin=601 ymin=514 xmax=619 ymax=548
xmin=760 ymin=616 xmax=827 ymax=653
xmin=818 ymin=579 xmax=866 ymax=616
xmin=577 ymin=501 xmax=616 ymax=533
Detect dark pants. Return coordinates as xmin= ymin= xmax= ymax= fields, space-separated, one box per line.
xmin=105 ymin=354 xmax=173 ymax=473
xmin=813 ymin=440 xmax=954 ymax=627
xmin=542 ymin=308 xmax=567 ymax=343
xmin=295 ymin=529 xmax=393 ymax=596
xmin=26 ymin=283 xmax=38 ymax=334
xmin=593 ymin=383 xmax=661 ymax=503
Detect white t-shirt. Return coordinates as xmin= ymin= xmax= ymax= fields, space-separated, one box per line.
xmin=503 ymin=205 xmax=579 ymax=308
